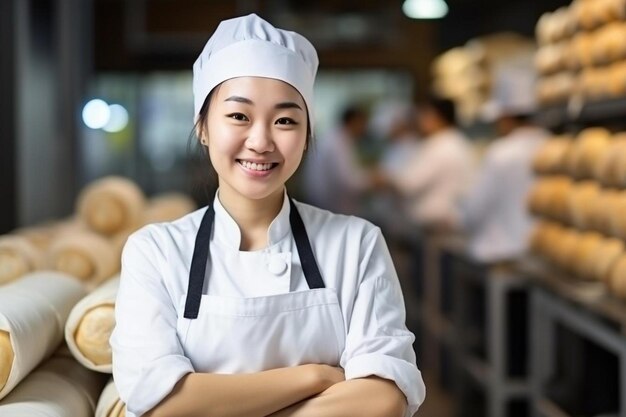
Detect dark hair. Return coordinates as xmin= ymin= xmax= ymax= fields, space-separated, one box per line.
xmin=420 ymin=95 xmax=457 ymax=126
xmin=340 ymin=105 xmax=367 ymax=125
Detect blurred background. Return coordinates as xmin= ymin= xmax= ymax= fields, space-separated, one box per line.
xmin=3 ymin=1 xmax=626 ymax=417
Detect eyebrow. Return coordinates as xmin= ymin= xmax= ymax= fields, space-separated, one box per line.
xmin=224 ymin=96 xmax=303 ymax=111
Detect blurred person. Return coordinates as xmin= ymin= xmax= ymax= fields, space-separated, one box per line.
xmin=388 ymin=96 xmax=475 ymax=231
xmin=370 ymin=100 xmax=420 ymax=178
xmin=459 ymin=70 xmax=547 ymax=262
xmin=304 ymin=105 xmax=381 ymax=215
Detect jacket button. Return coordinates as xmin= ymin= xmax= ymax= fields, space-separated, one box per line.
xmin=268 ymin=258 xmax=287 ymax=275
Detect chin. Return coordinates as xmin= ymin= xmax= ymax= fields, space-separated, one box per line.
xmin=232 ymin=182 xmax=284 ymax=201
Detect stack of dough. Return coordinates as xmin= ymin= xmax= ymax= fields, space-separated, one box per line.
xmin=0 ymin=272 xmax=86 ymax=400
xmin=536 ymin=0 xmax=626 ymax=104
xmin=96 ymin=379 xmax=126 ymax=417
xmin=65 ymin=277 xmax=119 ymax=372
xmin=527 ymin=176 xmax=573 ymax=221
xmin=608 ymin=254 xmax=626 ymax=298
xmin=143 ymin=192 xmax=197 ymax=224
xmin=588 ymin=237 xmax=625 ymax=281
xmin=588 ymin=189 xmax=621 ymax=234
xmin=567 ymin=128 xmax=612 ymax=178
xmin=77 ymin=176 xmax=146 ymax=237
xmin=608 ymin=192 xmax=626 ymax=239
xmin=0 ymin=236 xmax=43 ymax=285
xmin=596 ymin=133 xmax=626 ymax=185
xmin=46 ymin=230 xmax=119 ymax=289
xmin=569 ymin=232 xmax=604 ymax=278
xmin=533 ymin=136 xmax=572 ymax=175
xmin=0 ymin=345 xmax=108 ymax=416
xmin=567 ymin=181 xmax=601 ymax=229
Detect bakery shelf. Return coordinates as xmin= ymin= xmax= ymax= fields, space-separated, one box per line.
xmin=536 ymin=97 xmax=626 ymax=130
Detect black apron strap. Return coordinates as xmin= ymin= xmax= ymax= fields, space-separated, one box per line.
xmin=289 ymin=199 xmax=325 ymax=289
xmin=183 ymin=205 xmax=214 ymax=319
xmin=184 ymin=197 xmax=325 ymax=319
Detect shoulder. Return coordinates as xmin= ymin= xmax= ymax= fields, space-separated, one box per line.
xmin=292 ymin=200 xmax=381 ymax=243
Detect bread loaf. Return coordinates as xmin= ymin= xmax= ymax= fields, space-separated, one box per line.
xmin=0 ymin=236 xmax=43 ymax=285
xmin=46 ymin=231 xmax=119 ymax=287
xmin=568 ymin=181 xmax=601 ymax=229
xmin=0 ymin=272 xmax=86 ymax=400
xmin=65 ymin=277 xmax=119 ymax=372
xmin=608 ymin=254 xmax=626 ymax=298
xmin=96 ymin=379 xmax=126 ymax=417
xmin=77 ymin=177 xmax=146 ymax=237
xmin=143 ymin=192 xmax=197 ymax=225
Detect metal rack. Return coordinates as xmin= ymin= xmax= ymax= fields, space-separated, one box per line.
xmin=520 ymin=259 xmax=626 ymax=417
xmin=415 ymin=236 xmax=532 ymax=417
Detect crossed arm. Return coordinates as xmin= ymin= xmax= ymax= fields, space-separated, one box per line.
xmin=143 ymin=365 xmax=407 ymax=417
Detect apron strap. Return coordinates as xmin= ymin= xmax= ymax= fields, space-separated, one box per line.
xmin=289 ymin=199 xmax=325 ymax=289
xmin=184 ymin=197 xmax=325 ymax=319
xmin=183 ymin=205 xmax=214 ymax=319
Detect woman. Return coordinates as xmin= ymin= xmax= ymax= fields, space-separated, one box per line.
xmin=111 ymin=14 xmax=425 ymax=417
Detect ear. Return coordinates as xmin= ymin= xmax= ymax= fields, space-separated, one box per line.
xmin=196 ymin=126 xmax=207 ymax=146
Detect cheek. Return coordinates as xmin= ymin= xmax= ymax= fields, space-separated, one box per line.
xmin=207 ymin=124 xmax=243 ymax=162
xmin=277 ymin=134 xmax=306 ymax=167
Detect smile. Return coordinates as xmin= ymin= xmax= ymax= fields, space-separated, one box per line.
xmin=237 ymin=160 xmax=279 ymax=172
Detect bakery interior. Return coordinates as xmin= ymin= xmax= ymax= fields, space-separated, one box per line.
xmin=2 ymin=0 xmax=626 ymax=416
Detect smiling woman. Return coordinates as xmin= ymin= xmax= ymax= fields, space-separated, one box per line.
xmin=110 ymin=13 xmax=425 ymax=417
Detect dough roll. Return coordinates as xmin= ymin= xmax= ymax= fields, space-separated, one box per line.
xmin=46 ymin=230 xmax=119 ymax=289
xmin=0 ymin=272 xmax=86 ymax=400
xmin=0 ymin=236 xmax=43 ymax=285
xmin=65 ymin=276 xmax=119 ymax=372
xmin=144 ymin=192 xmax=197 ymax=224
xmin=96 ymin=379 xmax=126 ymax=417
xmin=77 ymin=176 xmax=146 ymax=237
xmin=608 ymin=255 xmax=626 ymax=299
xmin=0 ymin=345 xmax=108 ymax=416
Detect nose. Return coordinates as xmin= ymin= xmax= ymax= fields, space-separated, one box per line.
xmin=245 ymin=122 xmax=275 ymax=153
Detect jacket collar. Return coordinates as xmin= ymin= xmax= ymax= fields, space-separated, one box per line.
xmin=212 ymin=188 xmax=291 ymax=250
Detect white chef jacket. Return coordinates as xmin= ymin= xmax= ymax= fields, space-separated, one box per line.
xmin=459 ymin=126 xmax=547 ymax=262
xmin=391 ymin=128 xmax=475 ymax=227
xmin=110 ymin=190 xmax=425 ymax=416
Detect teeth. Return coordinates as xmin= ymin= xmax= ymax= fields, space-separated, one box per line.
xmin=239 ymin=160 xmax=274 ymax=171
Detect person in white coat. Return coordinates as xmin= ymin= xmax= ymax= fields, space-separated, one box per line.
xmin=458 ymin=74 xmax=548 ymax=263
xmin=110 ymin=13 xmax=425 ymax=417
xmin=303 ymin=105 xmax=374 ymax=215
xmin=389 ymin=96 xmax=475 ymax=231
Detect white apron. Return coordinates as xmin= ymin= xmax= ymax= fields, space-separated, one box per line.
xmin=175 ymin=198 xmax=346 ymax=374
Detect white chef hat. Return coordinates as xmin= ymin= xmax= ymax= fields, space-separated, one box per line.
xmin=193 ymin=14 xmax=319 ymax=131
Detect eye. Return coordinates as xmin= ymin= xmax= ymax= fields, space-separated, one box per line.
xmin=227 ymin=113 xmax=249 ymax=122
xmin=275 ymin=117 xmax=298 ymax=125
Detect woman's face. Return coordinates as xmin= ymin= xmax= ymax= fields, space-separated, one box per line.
xmin=202 ymin=77 xmax=308 ymax=201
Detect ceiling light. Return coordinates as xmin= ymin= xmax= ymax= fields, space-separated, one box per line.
xmin=82 ymin=99 xmax=110 ymax=129
xmin=403 ymin=0 xmax=449 ymax=19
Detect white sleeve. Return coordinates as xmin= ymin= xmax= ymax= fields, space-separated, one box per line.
xmin=459 ymin=152 xmax=501 ymax=232
xmin=341 ymin=228 xmax=426 ymax=416
xmin=110 ymin=229 xmax=194 ymax=417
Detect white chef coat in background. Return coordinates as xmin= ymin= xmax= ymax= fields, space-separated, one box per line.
xmin=391 ymin=128 xmax=475 ymax=228
xmin=459 ymin=126 xmax=547 ymax=262
xmin=303 ymin=128 xmax=369 ymax=214
xmin=110 ymin=191 xmax=425 ymax=417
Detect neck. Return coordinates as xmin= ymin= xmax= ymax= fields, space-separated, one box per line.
xmin=217 ymin=186 xmax=285 ymax=251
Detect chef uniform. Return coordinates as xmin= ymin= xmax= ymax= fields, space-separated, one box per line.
xmin=459 ymin=67 xmax=548 ymax=262
xmin=110 ymin=13 xmax=425 ymax=417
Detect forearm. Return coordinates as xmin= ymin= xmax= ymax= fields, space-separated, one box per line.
xmin=145 ymin=364 xmax=332 ymax=417
xmin=267 ymin=377 xmax=407 ymax=417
